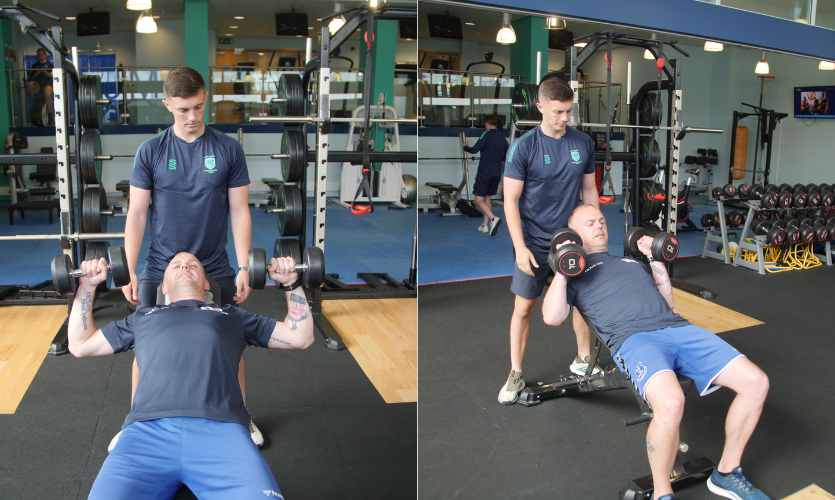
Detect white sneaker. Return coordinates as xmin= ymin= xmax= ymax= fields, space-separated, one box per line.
xmin=489 ymin=217 xmax=503 ymax=236
xmin=478 ymin=224 xmax=489 ymax=233
xmin=107 ymin=430 xmax=122 ymax=453
xmin=569 ymin=354 xmax=603 ymax=376
xmin=498 ymin=370 xmax=525 ymax=404
xmin=250 ymin=420 xmax=264 ymax=447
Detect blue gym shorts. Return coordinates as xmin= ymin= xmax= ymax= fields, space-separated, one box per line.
xmin=510 ymin=250 xmax=552 ymax=298
xmin=473 ymin=173 xmax=502 ymax=197
xmin=614 ymin=324 xmax=745 ymax=399
xmin=89 ymin=417 xmax=282 ymax=500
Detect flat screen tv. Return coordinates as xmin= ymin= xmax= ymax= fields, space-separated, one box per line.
xmin=794 ymin=86 xmax=835 ymax=118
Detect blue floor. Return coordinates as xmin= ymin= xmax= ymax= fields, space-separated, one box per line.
xmin=418 ymin=194 xmax=724 ymax=285
xmin=0 ymin=200 xmax=415 ymax=287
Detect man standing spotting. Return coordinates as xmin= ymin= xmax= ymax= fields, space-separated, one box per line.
xmin=498 ymin=77 xmax=600 ymax=404
xmin=117 ymin=66 xmax=261 ymax=447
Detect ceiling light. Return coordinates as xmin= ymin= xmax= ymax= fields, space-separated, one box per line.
xmin=225 ymin=33 xmax=233 ymax=37
xmin=136 ymin=11 xmax=157 ymax=33
xmin=545 ymin=17 xmax=566 ymax=30
xmin=329 ymin=2 xmax=346 ymax=35
xmin=234 ymin=16 xmax=244 ymax=20
xmin=126 ymin=0 xmax=152 ymax=11
xmin=465 ymin=22 xmax=475 ymax=26
xmin=792 ymin=0 xmax=810 ymax=22
xmin=368 ymin=0 xmax=381 ymax=8
xmin=755 ymin=51 xmax=769 ymax=74
xmin=93 ymin=41 xmax=102 ymax=52
xmin=65 ymin=16 xmax=76 ymax=21
xmin=644 ymin=33 xmax=657 ymax=59
xmin=820 ymin=61 xmax=835 ymax=70
xmin=496 ymin=12 xmax=516 ymax=45
xmin=704 ymin=41 xmax=724 ymax=52
xmin=258 ymin=52 xmax=265 ymax=56
xmin=574 ymin=42 xmax=587 ymax=48
xmin=229 ymin=25 xmax=238 ymax=29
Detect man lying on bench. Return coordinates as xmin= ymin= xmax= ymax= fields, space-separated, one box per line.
xmin=542 ymin=204 xmax=771 ymax=500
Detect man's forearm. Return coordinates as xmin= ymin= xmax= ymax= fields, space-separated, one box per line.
xmin=279 ymin=289 xmax=314 ymax=348
xmin=503 ymin=195 xmax=527 ymax=252
xmin=230 ymin=209 xmax=252 ymax=269
xmin=123 ymin=211 xmax=147 ymax=276
xmin=542 ymin=274 xmax=571 ymax=326
xmin=68 ymin=284 xmax=98 ymax=353
xmin=649 ymin=261 xmax=675 ymax=309
xmin=582 ymin=184 xmax=600 ymax=209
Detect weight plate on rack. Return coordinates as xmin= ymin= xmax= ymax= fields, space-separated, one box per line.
xmin=280 ymin=129 xmax=305 ymax=183
xmin=80 ymin=129 xmax=102 ymax=184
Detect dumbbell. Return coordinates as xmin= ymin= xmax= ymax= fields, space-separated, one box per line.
xmin=818 ymin=184 xmax=834 ymax=207
xmin=747 ymin=185 xmax=778 ymax=209
xmin=247 ymin=245 xmax=325 ymax=289
xmin=826 ymin=216 xmax=835 ymax=241
xmin=701 ymin=213 xmax=715 ymax=229
xmin=786 ymin=217 xmax=814 ymax=243
xmin=737 ymin=184 xmax=750 ymax=197
xmin=548 ymin=229 xmax=587 ymax=277
xmin=798 ymin=216 xmax=829 ymax=241
xmin=50 ymin=245 xmax=130 ymax=296
xmin=768 ymin=210 xmax=783 ymax=221
xmin=803 ymin=184 xmax=822 ymax=208
xmin=771 ymin=219 xmax=800 ymax=244
xmin=728 ymin=210 xmax=744 ymax=226
xmin=764 ymin=184 xmax=792 ymax=208
xmin=624 ymin=226 xmax=680 ymax=262
xmin=750 ymin=218 xmax=787 ymax=245
xmin=712 ymin=184 xmax=736 ymax=199
xmin=791 ymin=184 xmax=811 ymax=208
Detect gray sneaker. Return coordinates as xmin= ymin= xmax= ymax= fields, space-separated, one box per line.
xmin=498 ymin=370 xmax=525 ymax=404
xmin=569 ymin=354 xmax=603 ymax=376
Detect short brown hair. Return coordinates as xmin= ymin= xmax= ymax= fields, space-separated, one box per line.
xmin=538 ymin=77 xmax=574 ymax=103
xmin=567 ymin=204 xmax=599 ymax=228
xmin=484 ymin=114 xmax=499 ymax=127
xmin=163 ymin=66 xmax=206 ymax=99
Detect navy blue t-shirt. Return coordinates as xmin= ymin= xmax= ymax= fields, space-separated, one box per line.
xmin=565 ymin=252 xmax=690 ymax=354
xmin=131 ymin=126 xmax=250 ymax=278
xmin=101 ymin=299 xmax=276 ymax=429
xmin=463 ymin=128 xmax=509 ymax=178
xmin=29 ymin=60 xmax=53 ymax=86
xmin=503 ymin=126 xmax=595 ymax=254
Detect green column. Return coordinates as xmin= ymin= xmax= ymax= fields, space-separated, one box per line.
xmin=0 ymin=19 xmax=14 ymax=197
xmin=510 ymin=16 xmax=549 ymax=84
xmin=184 ymin=1 xmax=209 ymax=123
xmin=358 ymin=19 xmax=396 ymax=169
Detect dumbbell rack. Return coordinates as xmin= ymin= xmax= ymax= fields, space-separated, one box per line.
xmin=702 ymin=200 xmax=833 ymax=274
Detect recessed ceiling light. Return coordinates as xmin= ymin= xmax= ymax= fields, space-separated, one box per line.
xmin=152 ymin=15 xmax=160 ymax=19
xmin=308 ymin=26 xmax=313 ymax=29
xmin=229 ymin=25 xmax=238 ymax=29
xmin=258 ymin=52 xmax=265 ymax=56
xmin=316 ymin=18 xmax=323 ymax=21
xmin=66 ymin=16 xmax=76 ymax=20
xmin=465 ymin=22 xmax=475 ymax=26
xmin=234 ymin=16 xmax=244 ymax=20
xmin=295 ymin=35 xmax=303 ymax=37
xmin=225 ymin=33 xmax=233 ymax=36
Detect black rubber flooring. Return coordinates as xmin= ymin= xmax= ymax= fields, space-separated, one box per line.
xmin=0 ymin=288 xmax=416 ymax=499
xmin=418 ymin=256 xmax=835 ymax=499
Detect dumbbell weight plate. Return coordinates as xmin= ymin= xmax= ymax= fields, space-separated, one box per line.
xmin=623 ymin=226 xmax=650 ymax=258
xmin=277 ymin=184 xmax=304 ymax=237
xmin=701 ymin=213 xmax=714 ymax=229
xmin=723 ymin=184 xmax=737 ymax=197
xmin=80 ymin=129 xmax=103 ymax=185
xmin=638 ymin=92 xmax=662 ymax=127
xmin=738 ymin=184 xmax=750 ymax=197
xmin=80 ymin=74 xmax=104 ymax=129
xmin=276 ymin=74 xmax=304 ymax=117
xmin=766 ymin=225 xmax=786 ymax=245
xmin=549 ymin=228 xmax=586 ymax=277
xmin=107 ymin=245 xmax=131 ymax=287
xmin=638 ymin=138 xmax=660 ymax=178
xmin=511 ymin=82 xmax=541 ymax=124
xmin=280 ymin=129 xmax=305 ymax=183
xmin=51 ymin=254 xmax=77 ymax=296
xmin=82 ymin=187 xmax=108 ymax=234
xmin=641 ymin=222 xmax=661 ymax=237
xmin=729 ymin=211 xmax=743 ymax=225
xmin=712 ymin=187 xmax=724 ymax=199
xmin=651 ymin=232 xmax=680 ymax=262
xmin=302 ymin=246 xmax=325 ymax=289
xmin=248 ymin=247 xmax=268 ymax=289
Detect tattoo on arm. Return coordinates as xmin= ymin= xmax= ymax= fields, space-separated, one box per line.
xmin=650 ymin=263 xmax=670 ymax=286
xmin=284 ymin=292 xmax=310 ymax=331
xmin=289 ymin=292 xmax=306 ymax=305
xmin=646 ymin=437 xmax=655 ymax=453
xmin=271 ymin=336 xmax=291 ymax=345
xmin=79 ymin=291 xmax=92 ymax=330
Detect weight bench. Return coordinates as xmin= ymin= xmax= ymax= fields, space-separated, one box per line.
xmin=422 ymin=182 xmax=480 ymax=217
xmin=517 ymin=313 xmax=716 ymax=500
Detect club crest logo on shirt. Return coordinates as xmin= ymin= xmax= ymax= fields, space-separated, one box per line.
xmin=570 ymin=149 xmax=582 ymax=164
xmin=544 ymin=154 xmax=551 ymax=164
xmin=204 ymin=155 xmax=216 ymax=173
xmin=635 ymin=362 xmax=648 ymax=382
xmin=168 ymin=159 xmax=176 ymax=170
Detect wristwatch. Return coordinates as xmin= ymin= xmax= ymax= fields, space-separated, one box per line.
xmin=238 ymin=266 xmax=249 ymax=273
xmin=279 ymin=279 xmax=302 ymax=291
